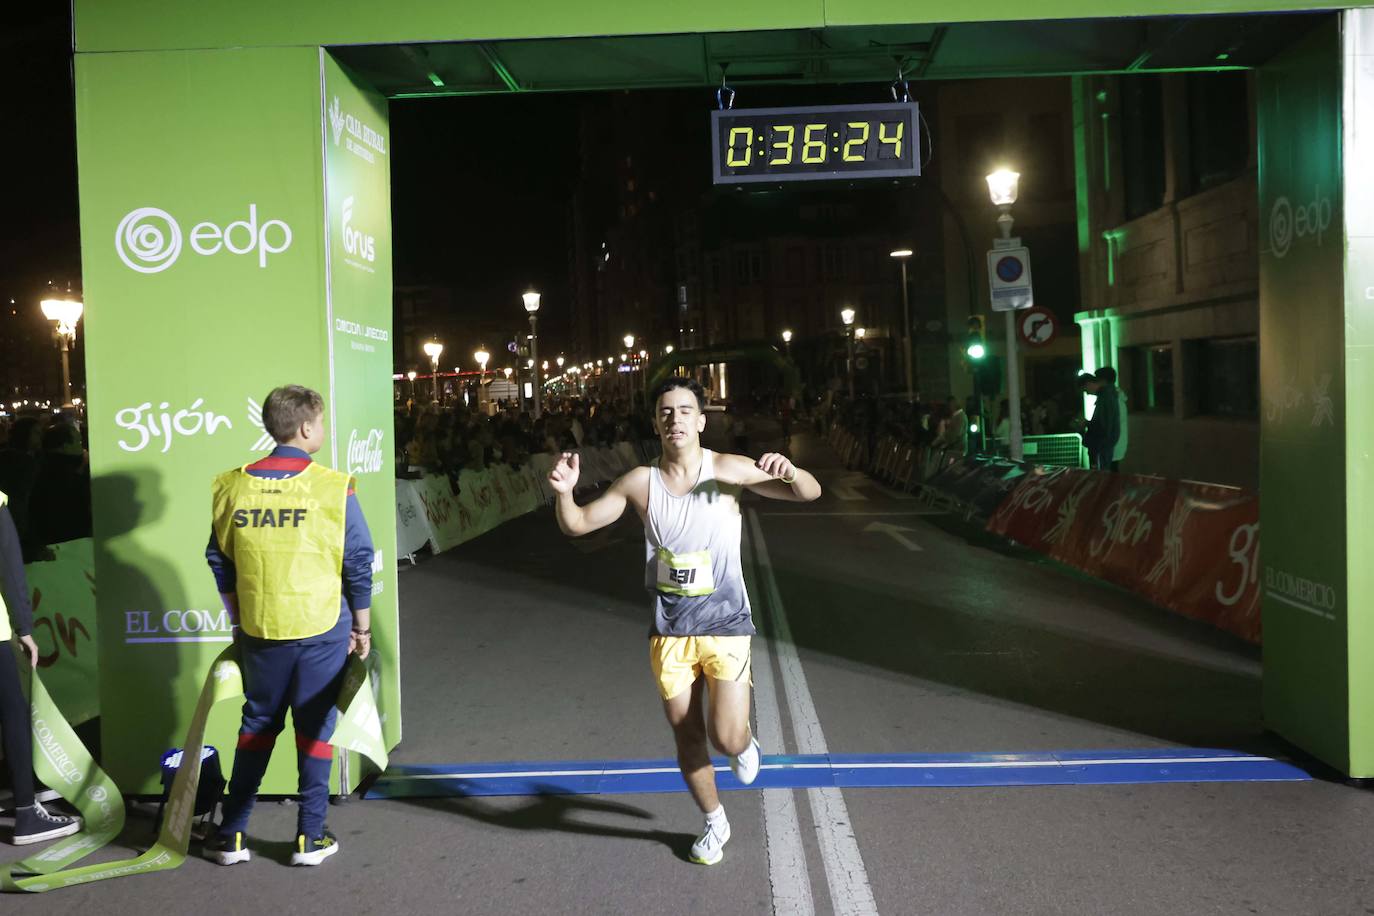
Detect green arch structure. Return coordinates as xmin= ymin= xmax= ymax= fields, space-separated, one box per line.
xmin=644 ymin=341 xmax=802 ymax=399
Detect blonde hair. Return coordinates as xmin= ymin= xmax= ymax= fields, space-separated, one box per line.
xmin=262 ymin=385 xmax=324 ymax=443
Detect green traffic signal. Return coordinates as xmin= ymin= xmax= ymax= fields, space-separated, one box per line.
xmin=965 ymin=314 xmax=987 ymax=361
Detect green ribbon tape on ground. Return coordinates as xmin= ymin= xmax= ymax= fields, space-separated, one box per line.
xmin=2 ymin=650 xmax=386 ymax=893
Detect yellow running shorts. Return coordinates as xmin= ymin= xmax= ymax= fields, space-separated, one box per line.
xmin=649 ymin=635 xmax=752 ymax=701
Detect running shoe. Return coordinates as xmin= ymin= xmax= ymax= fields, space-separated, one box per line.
xmin=12 ymin=801 xmax=82 ymax=846
xmin=730 ymin=736 xmax=762 ymax=786
xmin=290 ymin=829 xmax=340 ymax=866
xmin=689 ymin=816 xmax=731 ymax=866
xmin=204 ymin=827 xmax=251 ymax=865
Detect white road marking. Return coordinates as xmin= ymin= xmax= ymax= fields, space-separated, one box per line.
xmin=832 ymin=485 xmax=869 ymax=501
xmin=862 ymin=522 xmax=923 ymax=551
xmin=757 ymin=511 xmax=941 ymax=517
xmin=748 ymin=509 xmax=879 ymax=916
xmin=747 ymin=532 xmax=816 ymax=916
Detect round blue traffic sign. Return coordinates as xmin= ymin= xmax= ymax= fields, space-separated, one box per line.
xmin=995 ymin=256 xmax=1024 ymax=283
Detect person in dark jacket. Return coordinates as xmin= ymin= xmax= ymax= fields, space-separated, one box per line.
xmin=1080 ymin=368 xmax=1121 ymax=471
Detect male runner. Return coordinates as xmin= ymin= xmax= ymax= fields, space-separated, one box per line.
xmin=549 ymin=378 xmax=821 ymax=865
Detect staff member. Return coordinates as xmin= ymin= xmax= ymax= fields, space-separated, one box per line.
xmin=204 ymin=385 xmax=374 ymax=867
xmin=0 ymin=489 xmax=83 ymax=846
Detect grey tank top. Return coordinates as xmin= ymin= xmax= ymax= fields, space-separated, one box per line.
xmin=644 ymin=449 xmax=755 ymax=637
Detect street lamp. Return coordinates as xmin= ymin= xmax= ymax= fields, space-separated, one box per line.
xmin=624 ymin=334 xmax=635 ymax=350
xmin=474 ymin=346 xmax=490 ymax=410
xmin=986 ymin=168 xmax=1024 ymax=460
xmin=523 ymin=290 xmax=543 ymax=419
xmin=840 ymin=307 xmax=856 ymax=399
xmin=557 ymin=355 xmax=565 ymax=370
xmin=40 ymin=297 xmax=83 ymax=406
xmin=890 ymin=248 xmax=915 ymax=403
xmin=406 ymin=369 xmax=417 ymax=403
xmin=855 ymin=327 xmax=866 ymax=340
xmin=422 ymin=339 xmax=444 ymax=404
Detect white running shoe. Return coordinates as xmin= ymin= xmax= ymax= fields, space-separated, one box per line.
xmin=689 ymin=815 xmax=731 ymax=866
xmin=730 ymin=736 xmax=762 ymax=786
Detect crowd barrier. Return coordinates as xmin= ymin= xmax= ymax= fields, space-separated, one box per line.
xmin=987 ymin=467 xmax=1260 ymax=643
xmin=18 ymin=539 xmax=99 ymax=725
xmin=395 ymin=440 xmax=662 ymax=558
xmin=828 ymin=422 xmax=1261 ymax=644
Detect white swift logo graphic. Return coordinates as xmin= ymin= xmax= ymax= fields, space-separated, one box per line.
xmin=247 ymin=398 xmax=276 ymax=452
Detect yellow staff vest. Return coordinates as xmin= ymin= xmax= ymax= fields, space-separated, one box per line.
xmin=210 ymin=463 xmax=350 ymax=640
xmin=0 ymin=489 xmax=10 ymax=641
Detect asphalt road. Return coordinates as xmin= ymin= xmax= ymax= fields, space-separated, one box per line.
xmin=7 ymin=433 xmax=1374 ymax=914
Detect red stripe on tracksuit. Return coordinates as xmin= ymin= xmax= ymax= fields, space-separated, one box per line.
xmin=237 ymin=732 xmax=277 ymax=752
xmin=296 ymin=734 xmax=334 ymax=760
xmin=246 ymin=456 xmax=312 ymax=472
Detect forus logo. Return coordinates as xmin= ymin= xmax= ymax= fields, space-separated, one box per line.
xmin=341 ymin=196 xmax=376 ymax=264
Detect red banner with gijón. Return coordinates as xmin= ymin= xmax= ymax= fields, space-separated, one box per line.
xmin=987 ymin=469 xmax=1260 ymax=643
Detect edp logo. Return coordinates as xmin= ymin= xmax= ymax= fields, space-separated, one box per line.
xmin=115 ymin=204 xmax=293 ymax=274
xmin=1269 ymin=187 xmax=1331 ymax=259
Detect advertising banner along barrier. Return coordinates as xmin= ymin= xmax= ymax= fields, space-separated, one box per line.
xmin=988 ymin=469 xmax=1261 ymax=642
xmin=22 ymin=539 xmax=99 ymax=726
xmin=399 ymin=443 xmax=646 ymax=558
xmin=1 ymin=650 xmax=385 ymax=894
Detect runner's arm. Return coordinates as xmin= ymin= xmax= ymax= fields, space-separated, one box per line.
xmin=726 ymin=453 xmax=822 ymax=502
xmin=554 ymin=467 xmax=636 ymax=536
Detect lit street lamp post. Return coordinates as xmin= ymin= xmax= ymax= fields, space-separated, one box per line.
xmin=40 ymin=297 xmax=84 ymax=407
xmin=623 ymin=334 xmax=635 ymax=409
xmin=840 ymin=307 xmax=856 ymax=399
xmin=986 ymin=168 xmax=1024 ymax=460
xmin=423 ymin=339 xmax=444 ymax=405
xmin=781 ymin=328 xmax=792 ymax=358
xmin=890 ymin=248 xmax=914 ymax=403
xmin=474 ymin=346 xmax=490 ymax=412
xmin=523 ymin=291 xmax=542 ymax=419
xmin=406 ymin=370 xmax=417 ymax=404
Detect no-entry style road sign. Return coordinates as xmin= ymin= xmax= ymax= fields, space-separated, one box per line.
xmin=987 ymin=246 xmax=1034 ymax=312
xmin=1017 ymin=307 xmax=1058 ymax=347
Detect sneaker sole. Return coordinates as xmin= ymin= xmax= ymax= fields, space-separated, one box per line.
xmin=13 ymin=822 xmax=82 ymax=846
xmin=208 ymin=848 xmax=252 ymax=866
xmin=688 ymin=849 xmax=724 ymax=866
xmin=291 ymin=842 xmax=340 ymax=866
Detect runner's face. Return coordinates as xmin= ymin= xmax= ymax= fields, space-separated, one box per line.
xmin=655 ymin=388 xmax=705 ymax=447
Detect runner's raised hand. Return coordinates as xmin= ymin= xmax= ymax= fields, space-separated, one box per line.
xmin=550 ymin=451 xmax=581 ymax=495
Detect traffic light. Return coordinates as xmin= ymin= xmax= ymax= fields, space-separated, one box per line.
xmin=965 ymin=315 xmax=987 ymax=361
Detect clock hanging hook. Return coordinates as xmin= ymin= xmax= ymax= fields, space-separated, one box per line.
xmin=716 ymin=62 xmax=735 ymax=111
xmin=890 ymin=58 xmax=910 ymax=103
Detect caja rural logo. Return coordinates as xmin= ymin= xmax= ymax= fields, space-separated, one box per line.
xmin=115 ymin=205 xmax=293 ymax=273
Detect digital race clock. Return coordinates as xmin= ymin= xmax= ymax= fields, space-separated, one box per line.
xmin=711 ymin=102 xmax=921 ymax=185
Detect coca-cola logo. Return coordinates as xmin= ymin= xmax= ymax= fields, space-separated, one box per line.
xmin=347 ymin=428 xmax=385 ymax=475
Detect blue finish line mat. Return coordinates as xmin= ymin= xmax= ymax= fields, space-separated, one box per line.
xmin=365 ymin=749 xmax=1310 ymax=799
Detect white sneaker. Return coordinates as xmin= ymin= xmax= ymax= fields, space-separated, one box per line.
xmin=730 ymin=736 xmax=762 ymax=786
xmin=689 ymin=815 xmax=731 ymax=866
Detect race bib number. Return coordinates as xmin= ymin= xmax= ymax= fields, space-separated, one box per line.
xmin=656 ymin=548 xmax=716 ymax=597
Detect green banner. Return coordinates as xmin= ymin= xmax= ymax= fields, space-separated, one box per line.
xmin=75 ymin=46 xmax=355 ymax=793
xmin=1 ymin=650 xmax=386 ymax=893
xmin=23 ymin=539 xmax=99 ymax=726
xmin=1258 ymin=19 xmax=1348 ymax=771
xmin=322 ymin=51 xmax=401 ymax=754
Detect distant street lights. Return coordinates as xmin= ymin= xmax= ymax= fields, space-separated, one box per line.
xmin=840 ymin=307 xmax=856 ymax=399
xmin=40 ymin=297 xmax=83 ymax=406
xmin=890 ymin=248 xmax=915 ymax=403
xmin=422 ymin=339 xmax=444 ymax=404
xmin=523 ymin=290 xmax=542 ymax=418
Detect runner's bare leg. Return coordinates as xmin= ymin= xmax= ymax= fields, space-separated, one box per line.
xmin=664 ymin=678 xmax=718 ymax=814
